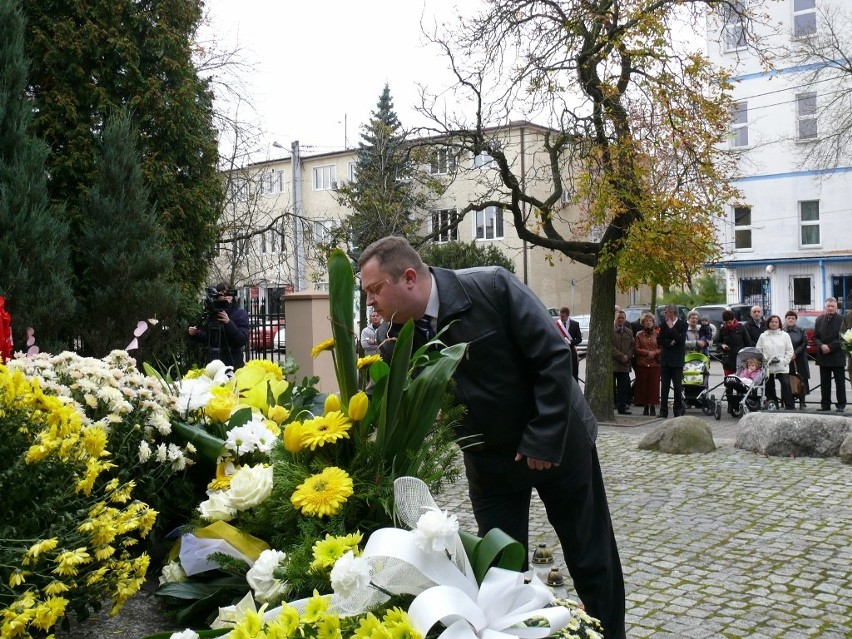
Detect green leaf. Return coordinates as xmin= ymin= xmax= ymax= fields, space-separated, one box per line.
xmin=172 ymin=420 xmax=225 ymax=464
xmin=458 ymin=528 xmax=526 ymax=584
xmin=328 ymin=250 xmax=358 ymax=403
xmin=157 ymin=576 xmax=247 ymax=600
xmin=376 ymin=321 xmax=414 ymax=449
xmin=228 ymin=407 xmax=253 ymax=429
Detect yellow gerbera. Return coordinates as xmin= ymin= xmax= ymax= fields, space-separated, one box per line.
xmin=311 ymin=338 xmax=335 ymax=358
xmin=300 ymin=412 xmax=352 ymax=450
xmin=356 ymin=354 xmax=382 ymax=369
xmin=290 ymin=467 xmax=354 ymax=517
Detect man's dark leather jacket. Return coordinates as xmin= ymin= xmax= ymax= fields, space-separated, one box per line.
xmin=431 ymin=266 xmax=597 ymax=465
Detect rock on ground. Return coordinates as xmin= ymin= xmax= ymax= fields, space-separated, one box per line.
xmin=735 ymin=412 xmax=851 ymax=457
xmin=637 ymin=416 xmax=716 ymax=454
xmin=840 ymin=432 xmax=852 ymax=464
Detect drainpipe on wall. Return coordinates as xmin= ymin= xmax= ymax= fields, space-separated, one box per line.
xmin=291 ymin=141 xmax=305 ymax=292
xmin=520 ymin=126 xmax=528 ymax=285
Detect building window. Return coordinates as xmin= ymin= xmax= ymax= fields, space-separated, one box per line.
xmin=791 ymin=276 xmax=813 ymax=307
xmin=793 ymin=0 xmax=817 ymax=38
xmin=475 ymin=206 xmax=504 ymax=240
xmin=313 ymin=165 xmax=336 ymax=191
xmin=230 ymin=177 xmax=249 ymax=202
xmin=431 ymin=209 xmax=459 ymax=242
xmin=313 ymin=220 xmax=332 ymax=244
xmin=734 ymin=205 xmax=752 ymax=250
xmin=799 ymin=200 xmax=820 ymax=245
xmin=473 ymin=151 xmax=495 ymax=169
xmin=741 ymin=277 xmax=770 ymax=311
xmin=722 ymin=0 xmax=747 ymax=51
xmin=430 ymin=148 xmax=457 ymax=175
xmin=731 ymin=102 xmax=749 ymax=148
xmin=796 ymin=93 xmax=817 ymax=139
xmin=348 ymin=161 xmax=357 ymax=182
xmin=259 ymin=170 xmax=283 ymax=196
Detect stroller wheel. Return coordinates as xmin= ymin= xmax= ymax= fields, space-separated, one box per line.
xmin=702 ymin=400 xmax=713 ymax=416
xmin=765 ymin=399 xmax=779 ymax=411
xmin=714 ymin=401 xmax=722 ymax=421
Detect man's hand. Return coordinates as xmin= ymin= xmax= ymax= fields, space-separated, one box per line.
xmin=821 ymin=344 xmax=830 ymax=354
xmin=217 ymin=311 xmax=230 ymax=324
xmin=515 ymin=453 xmax=558 ymax=470
xmin=188 ymin=326 xmax=199 ymax=336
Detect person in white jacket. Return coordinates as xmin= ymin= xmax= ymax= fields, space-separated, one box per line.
xmin=755 ymin=314 xmax=796 ymax=409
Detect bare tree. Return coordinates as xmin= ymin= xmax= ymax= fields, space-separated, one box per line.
xmin=784 ymin=2 xmax=852 ymax=169
xmin=417 ymin=0 xmax=761 ymax=418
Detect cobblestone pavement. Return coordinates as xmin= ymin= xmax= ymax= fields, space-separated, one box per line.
xmin=63 ymin=419 xmax=852 ymax=639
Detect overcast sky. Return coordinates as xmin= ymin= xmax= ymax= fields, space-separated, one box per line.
xmin=201 ymin=0 xmax=473 ymax=159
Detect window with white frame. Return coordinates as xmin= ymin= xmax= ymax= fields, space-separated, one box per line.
xmin=312 ymin=165 xmax=336 ymax=191
xmin=722 ymin=0 xmax=747 ymax=51
xmin=791 ymin=276 xmax=813 ymax=307
xmin=793 ymin=0 xmax=817 ymax=38
xmin=734 ymin=205 xmax=752 ymax=250
xmin=731 ymin=102 xmax=749 ymax=147
xmin=473 ymin=151 xmax=495 ymax=169
xmin=475 ymin=206 xmax=504 ymax=240
xmin=313 ymin=220 xmax=332 ymax=244
xmin=431 ymin=209 xmax=459 ymax=242
xmin=430 ymin=148 xmax=457 ymax=175
xmin=799 ymin=200 xmax=820 ymax=245
xmin=348 ymin=161 xmax=357 ymax=182
xmin=258 ymin=170 xmax=283 ymax=196
xmin=796 ymin=92 xmax=818 ymax=139
xmin=230 ymin=177 xmax=249 ymax=202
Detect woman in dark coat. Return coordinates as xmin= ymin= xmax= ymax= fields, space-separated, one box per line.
xmin=718 ymin=309 xmax=753 ymax=416
xmin=784 ymin=310 xmax=810 ymax=408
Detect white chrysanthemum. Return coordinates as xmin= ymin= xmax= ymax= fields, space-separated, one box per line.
xmin=156 ymin=443 xmax=169 ymax=463
xmin=413 ymin=507 xmax=459 ymax=554
xmin=168 ymin=631 xmax=199 ymax=639
xmin=138 ymin=441 xmax=151 ymax=463
xmin=167 ymin=443 xmax=187 ymax=471
xmin=246 ymin=549 xmax=288 ymax=603
xmin=149 ymin=412 xmax=172 ymax=436
xmin=330 ymin=551 xmax=371 ymax=599
xmin=224 ymin=421 xmax=276 ymax=456
xmin=198 ymin=491 xmax=236 ymax=522
xmin=174 ymin=376 xmax=218 ymax=414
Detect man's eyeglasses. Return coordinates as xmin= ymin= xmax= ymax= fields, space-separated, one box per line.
xmin=363 ymin=278 xmax=390 ymax=296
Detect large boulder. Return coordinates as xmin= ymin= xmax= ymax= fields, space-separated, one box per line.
xmin=735 ymin=412 xmax=851 ymax=457
xmin=840 ymin=433 xmax=852 ymax=465
xmin=638 ymin=416 xmax=716 ymax=454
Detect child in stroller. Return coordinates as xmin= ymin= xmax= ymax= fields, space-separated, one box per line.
xmin=724 ymin=347 xmax=771 ymax=417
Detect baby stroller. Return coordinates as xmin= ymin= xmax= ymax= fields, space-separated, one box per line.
xmin=682 ymin=351 xmax=715 ymax=416
xmin=717 ymin=347 xmax=775 ymax=419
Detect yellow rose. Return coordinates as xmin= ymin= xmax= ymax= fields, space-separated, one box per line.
xmin=268 ymin=405 xmax=290 ymax=425
xmin=347 ymin=392 xmax=369 ymax=421
xmin=324 ymin=394 xmax=341 ymax=415
xmin=205 ymin=395 xmax=235 ymax=423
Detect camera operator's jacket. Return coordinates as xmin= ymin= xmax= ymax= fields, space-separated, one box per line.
xmin=193 ymin=304 xmax=250 ymax=369
xmin=386 ymin=266 xmax=597 ymax=467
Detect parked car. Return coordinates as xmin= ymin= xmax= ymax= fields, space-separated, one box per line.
xmin=623 ymin=304 xmax=689 ymax=329
xmin=792 ymin=310 xmax=821 ymax=355
xmin=572 ymin=314 xmax=591 ymax=356
xmin=272 ymin=327 xmax=287 ymax=353
xmin=690 ymin=303 xmax=755 ymax=350
xmin=250 ymin=319 xmax=284 ymax=350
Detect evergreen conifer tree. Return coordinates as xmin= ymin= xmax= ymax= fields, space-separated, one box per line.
xmin=78 ymin=109 xmax=179 ymax=357
xmin=0 ymin=0 xmax=75 ymax=352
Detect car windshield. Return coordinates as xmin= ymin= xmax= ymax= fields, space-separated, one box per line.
xmin=796 ymin=316 xmax=817 ymax=329
xmin=624 ymin=308 xmax=645 ymax=323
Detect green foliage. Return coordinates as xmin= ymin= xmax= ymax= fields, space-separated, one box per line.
xmin=23 ymin=0 xmax=222 ymax=305
xmin=78 ymin=109 xmax=181 ymax=356
xmin=660 ymin=272 xmax=725 ymax=308
xmin=0 ymin=0 xmax=76 ymax=352
xmin=419 ymin=240 xmax=516 ymax=272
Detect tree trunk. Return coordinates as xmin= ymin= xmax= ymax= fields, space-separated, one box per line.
xmin=585 ymin=266 xmax=618 ymax=421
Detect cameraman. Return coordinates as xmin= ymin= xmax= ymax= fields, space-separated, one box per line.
xmin=187 ymin=282 xmax=250 ymax=369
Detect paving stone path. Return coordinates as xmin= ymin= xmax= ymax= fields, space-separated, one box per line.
xmin=61 ymin=425 xmax=852 ymax=639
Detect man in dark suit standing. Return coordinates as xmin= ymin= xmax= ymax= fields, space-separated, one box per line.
xmin=657 ymin=304 xmax=687 ymax=418
xmin=359 ymin=236 xmax=625 ymax=639
xmin=557 ymin=306 xmax=583 ymax=381
xmin=813 ymin=297 xmax=847 ymax=412
xmin=745 ymin=305 xmax=767 ymax=345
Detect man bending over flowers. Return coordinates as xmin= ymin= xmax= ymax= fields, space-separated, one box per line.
xmin=358 ymin=236 xmax=625 ymax=639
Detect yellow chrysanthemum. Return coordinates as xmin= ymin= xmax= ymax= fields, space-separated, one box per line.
xmin=282 ymin=421 xmax=306 ymax=453
xmin=383 ymin=608 xmax=421 ymax=639
xmin=310 ymin=535 xmax=349 ymax=571
xmin=301 ymin=590 xmax=330 ymax=623
xmin=25 ymin=538 xmax=59 ymax=563
xmin=311 ymin=338 xmax=335 ymax=358
xmin=316 ymin=613 xmax=342 ymax=639
xmin=290 ymin=467 xmax=354 ymax=517
xmin=183 ymin=368 xmax=205 ymax=379
xmin=267 ymin=604 xmax=300 ymax=637
xmin=352 ymin=613 xmax=389 ymax=639
xmin=8 ymin=570 xmax=28 ymax=588
xmin=356 ymin=354 xmax=382 ymax=369
xmin=232 ymin=607 xmax=265 ymax=637
xmin=43 ymin=580 xmax=71 ymax=596
xmin=31 ymin=596 xmax=69 ymax=631
xmin=268 ymin=404 xmax=290 ymax=425
xmin=53 ymin=548 xmax=92 ymax=577
xmin=81 ymin=425 xmax=108 ymax=457
xmin=300 ymin=412 xmax=352 ymax=451
xmin=208 ymin=460 xmax=235 ymax=490
xmin=246 ymin=359 xmax=284 ymax=381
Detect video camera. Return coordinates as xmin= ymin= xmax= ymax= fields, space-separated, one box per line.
xmin=204 ymin=286 xmax=236 ymax=320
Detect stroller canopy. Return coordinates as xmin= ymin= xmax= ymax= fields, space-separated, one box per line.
xmin=735 ymin=347 xmax=764 ymax=371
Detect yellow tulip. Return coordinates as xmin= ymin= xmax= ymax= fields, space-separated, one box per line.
xmin=283 ymin=422 xmax=305 ymax=453
xmin=347 ymin=392 xmax=369 ymax=421
xmin=324 ymin=394 xmax=341 ymax=415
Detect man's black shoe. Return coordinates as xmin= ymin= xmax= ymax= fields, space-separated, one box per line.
xmin=817 ymin=407 xmax=831 ymax=412
xmin=659 ymin=411 xmax=668 ymax=419
xmin=617 ymin=409 xmax=632 ymax=415
xmin=836 ymin=407 xmax=846 ymax=413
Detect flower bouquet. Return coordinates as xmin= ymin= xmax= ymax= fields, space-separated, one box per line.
xmin=841 ymin=328 xmax=852 ymax=355
xmin=147 ymin=478 xmax=602 ymax=639
xmin=155 ymin=249 xmax=468 ymax=625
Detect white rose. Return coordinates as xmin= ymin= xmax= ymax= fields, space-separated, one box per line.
xmin=198 ymin=491 xmax=236 ymax=522
xmin=159 ymin=560 xmax=188 ymax=586
xmin=330 ymin=551 xmax=371 ymax=599
xmin=227 ymin=464 xmax=273 ymax=510
xmin=169 ymin=630 xmax=200 ymax=639
xmin=413 ymin=507 xmax=459 ymax=554
xmin=246 ymin=549 xmax=288 ymax=603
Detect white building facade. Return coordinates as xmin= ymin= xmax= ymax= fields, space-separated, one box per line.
xmin=707 ymin=0 xmax=852 ymax=314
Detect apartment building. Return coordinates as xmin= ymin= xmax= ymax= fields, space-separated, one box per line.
xmin=707 ymin=0 xmax=852 ymax=314
xmin=215 ymin=121 xmax=638 ymax=315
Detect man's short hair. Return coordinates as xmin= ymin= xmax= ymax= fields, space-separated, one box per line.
xmin=722 ymin=310 xmax=734 ymax=321
xmin=664 ymin=304 xmax=677 ymax=313
xmin=560 ymin=306 xmax=570 ymax=315
xmin=825 ymin=297 xmax=837 ymax=305
xmin=358 ymin=236 xmax=429 ymax=279
xmin=215 ymin=281 xmax=234 ymax=293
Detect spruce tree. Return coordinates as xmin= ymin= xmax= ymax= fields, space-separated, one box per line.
xmin=78 ymin=109 xmax=179 ymax=357
xmin=0 ymin=0 xmax=75 ymax=353
xmin=23 ymin=0 xmax=222 ymax=304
